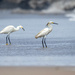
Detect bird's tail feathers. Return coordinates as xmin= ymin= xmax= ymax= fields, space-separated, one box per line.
xmin=0 ymin=31 xmax=2 ymax=34
xmin=35 ymin=35 xmax=38 ymax=39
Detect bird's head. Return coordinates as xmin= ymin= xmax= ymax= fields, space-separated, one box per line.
xmin=46 ymin=21 xmax=58 ymax=26
xmin=19 ymin=25 xmax=25 ymax=31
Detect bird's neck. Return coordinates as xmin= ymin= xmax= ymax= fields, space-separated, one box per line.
xmin=15 ymin=26 xmax=20 ymax=31
xmin=47 ymin=24 xmax=52 ymax=28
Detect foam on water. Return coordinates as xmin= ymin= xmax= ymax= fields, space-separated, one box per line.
xmin=0 ymin=56 xmax=75 ymax=66
xmin=66 ymin=14 xmax=75 ymax=21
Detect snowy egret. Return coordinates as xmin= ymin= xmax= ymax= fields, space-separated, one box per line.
xmin=35 ymin=21 xmax=58 ymax=48
xmin=0 ymin=25 xmax=25 ymax=45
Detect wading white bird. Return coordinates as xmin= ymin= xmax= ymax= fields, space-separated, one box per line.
xmin=0 ymin=25 xmax=25 ymax=45
xmin=35 ymin=21 xmax=58 ymax=48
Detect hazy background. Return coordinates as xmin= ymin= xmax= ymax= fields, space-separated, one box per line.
xmin=0 ymin=0 xmax=75 ymax=14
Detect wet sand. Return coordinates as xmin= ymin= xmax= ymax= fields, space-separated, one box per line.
xmin=0 ymin=67 xmax=75 ymax=75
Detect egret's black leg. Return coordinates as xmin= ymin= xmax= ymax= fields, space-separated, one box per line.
xmin=6 ymin=35 xmax=8 ymax=45
xmin=42 ymin=37 xmax=44 ymax=48
xmin=44 ymin=38 xmax=47 ymax=48
xmin=8 ymin=35 xmax=11 ymax=45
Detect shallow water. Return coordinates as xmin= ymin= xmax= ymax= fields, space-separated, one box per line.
xmin=0 ymin=12 xmax=75 ymax=66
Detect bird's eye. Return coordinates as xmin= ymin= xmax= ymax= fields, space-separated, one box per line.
xmin=21 ymin=26 xmax=23 ymax=28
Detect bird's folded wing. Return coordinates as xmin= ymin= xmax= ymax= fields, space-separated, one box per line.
xmin=35 ymin=28 xmax=49 ymax=38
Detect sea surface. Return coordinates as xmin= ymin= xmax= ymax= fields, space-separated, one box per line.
xmin=0 ymin=11 xmax=75 ymax=66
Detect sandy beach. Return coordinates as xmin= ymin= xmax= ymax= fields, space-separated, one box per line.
xmin=0 ymin=67 xmax=75 ymax=75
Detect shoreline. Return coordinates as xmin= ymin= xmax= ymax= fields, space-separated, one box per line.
xmin=0 ymin=66 xmax=75 ymax=75
xmin=0 ymin=9 xmax=74 ymax=15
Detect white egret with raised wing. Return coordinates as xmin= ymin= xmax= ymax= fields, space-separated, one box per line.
xmin=0 ymin=25 xmax=25 ymax=45
xmin=35 ymin=21 xmax=58 ymax=48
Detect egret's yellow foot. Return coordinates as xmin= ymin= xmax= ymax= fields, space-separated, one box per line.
xmin=6 ymin=43 xmax=8 ymax=45
xmin=46 ymin=46 xmax=47 ymax=48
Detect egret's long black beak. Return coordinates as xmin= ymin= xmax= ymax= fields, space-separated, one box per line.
xmin=53 ymin=22 xmax=58 ymax=25
xmin=22 ymin=28 xmax=25 ymax=31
